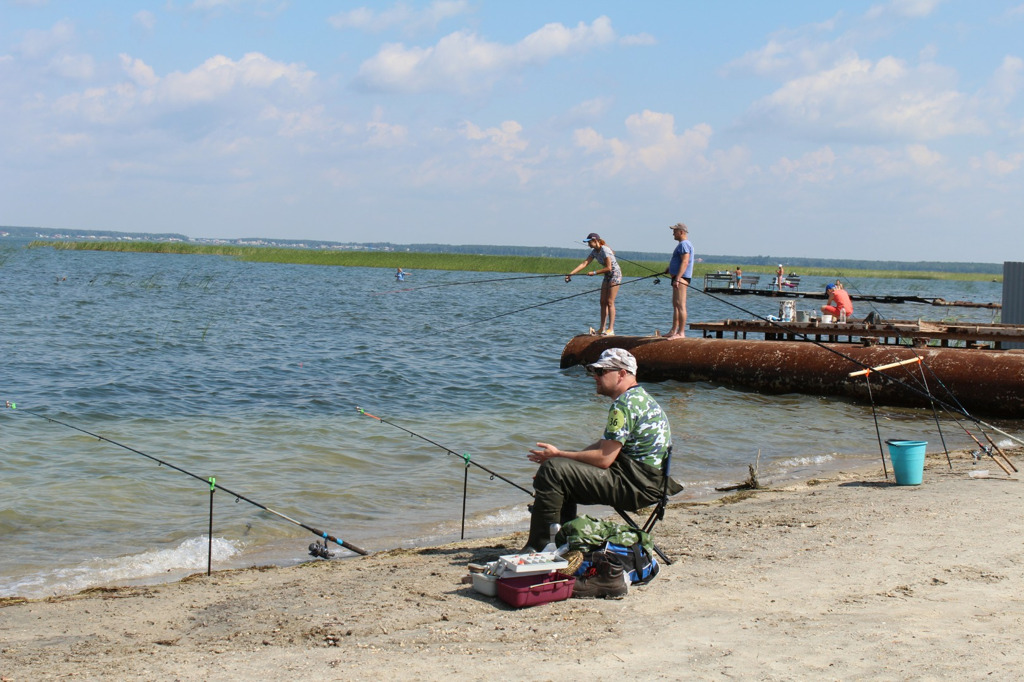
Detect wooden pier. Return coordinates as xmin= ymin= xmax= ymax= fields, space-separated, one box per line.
xmin=701 ymin=272 xmax=1000 ymax=308
xmin=690 ymin=319 xmax=1024 ymax=350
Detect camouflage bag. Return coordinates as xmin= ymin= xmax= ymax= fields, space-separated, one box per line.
xmin=556 ymin=514 xmax=654 ymax=554
xmin=557 ymin=515 xmax=659 ymax=585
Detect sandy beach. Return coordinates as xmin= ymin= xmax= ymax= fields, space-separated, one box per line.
xmin=3 ymin=447 xmax=1022 ymax=681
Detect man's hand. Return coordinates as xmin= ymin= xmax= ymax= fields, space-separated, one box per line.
xmin=529 ymin=440 xmax=622 ymax=469
xmin=529 ymin=442 xmax=560 ymax=463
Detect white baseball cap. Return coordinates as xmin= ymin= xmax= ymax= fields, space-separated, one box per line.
xmin=586 ymin=348 xmax=638 ymax=375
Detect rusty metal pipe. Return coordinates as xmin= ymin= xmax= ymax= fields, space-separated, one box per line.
xmin=561 ymin=335 xmax=1024 ymax=419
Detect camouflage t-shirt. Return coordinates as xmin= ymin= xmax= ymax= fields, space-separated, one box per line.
xmin=602 ymin=386 xmax=672 ymax=470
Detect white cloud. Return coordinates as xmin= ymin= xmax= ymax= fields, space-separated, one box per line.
xmin=259 ymin=104 xmax=345 ymax=138
xmin=574 ymin=110 xmax=713 ymax=177
xmin=48 ymin=52 xmax=316 ymax=129
xmin=120 ymin=54 xmax=159 ymax=88
xmin=353 ymin=16 xmax=616 ymax=94
xmin=746 ymin=56 xmax=986 ymax=141
xmin=846 ymin=143 xmax=955 ymax=185
xmin=905 ymin=142 xmax=942 ymax=166
xmin=49 ymin=53 xmax=95 ymax=81
xmin=449 ymin=119 xmax=540 ymax=184
xmin=460 ymin=120 xmax=527 ymax=161
xmin=723 ymin=18 xmax=846 ymax=78
xmin=15 ymin=19 xmax=76 ymax=60
xmin=328 ymin=1 xmax=470 ymax=34
xmin=550 ymin=97 xmax=614 ymax=130
xmin=866 ymin=0 xmax=943 ymax=20
xmin=156 ymin=53 xmax=314 ymax=106
xmin=986 ymin=55 xmax=1024 ymax=106
xmin=770 ymin=147 xmax=837 ymax=183
xmin=188 ymin=0 xmax=273 ymax=11
xmin=134 ymin=11 xmax=157 ymax=31
xmin=970 ymin=151 xmax=1024 ymax=176
xmin=366 ymin=107 xmax=409 ymax=148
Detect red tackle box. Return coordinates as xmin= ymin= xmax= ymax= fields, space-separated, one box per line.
xmin=496 ymin=571 xmax=575 ymax=608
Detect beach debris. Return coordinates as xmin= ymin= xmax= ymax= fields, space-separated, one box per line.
xmin=715 ymin=451 xmax=763 ymax=492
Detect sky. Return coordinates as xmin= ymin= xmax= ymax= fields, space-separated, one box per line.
xmin=1 ymin=1 xmax=1022 ymax=262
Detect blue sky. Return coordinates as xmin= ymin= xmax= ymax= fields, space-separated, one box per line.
xmin=1 ymin=1 xmax=1022 ymax=262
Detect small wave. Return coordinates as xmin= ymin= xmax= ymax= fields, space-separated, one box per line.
xmin=774 ymin=453 xmax=837 ymax=468
xmin=0 ymin=536 xmax=243 ymax=600
xmin=471 ymin=506 xmax=531 ymax=528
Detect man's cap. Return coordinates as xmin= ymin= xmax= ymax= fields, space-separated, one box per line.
xmin=669 ymin=222 xmax=688 ymax=232
xmin=586 ymin=348 xmax=638 ymax=375
xmin=584 ymin=232 xmax=601 ymax=242
xmin=825 ymin=283 xmax=836 ymax=291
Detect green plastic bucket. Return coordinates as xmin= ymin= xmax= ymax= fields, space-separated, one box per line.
xmin=886 ymin=440 xmax=927 ymax=485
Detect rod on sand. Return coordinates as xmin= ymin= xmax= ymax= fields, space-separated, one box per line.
xmin=4 ymin=401 xmax=369 ymax=556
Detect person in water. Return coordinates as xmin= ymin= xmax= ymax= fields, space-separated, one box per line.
xmin=395 ymin=268 xmax=406 ymax=282
xmin=566 ymin=232 xmax=622 ymax=336
xmin=526 ymin=348 xmax=682 ymax=553
xmin=666 ymin=222 xmax=693 ymax=339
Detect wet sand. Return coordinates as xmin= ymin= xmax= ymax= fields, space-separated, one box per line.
xmin=3 ymin=448 xmax=1023 ymax=681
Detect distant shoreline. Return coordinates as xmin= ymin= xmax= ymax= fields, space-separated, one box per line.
xmin=29 ymin=240 xmax=1000 ymax=282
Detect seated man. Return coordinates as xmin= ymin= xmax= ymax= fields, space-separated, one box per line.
xmin=525 ymin=348 xmax=684 ymax=551
xmin=821 ymin=282 xmax=853 ymax=320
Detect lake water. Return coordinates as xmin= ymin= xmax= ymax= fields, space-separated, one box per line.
xmin=0 ymin=240 xmax=1016 ymax=598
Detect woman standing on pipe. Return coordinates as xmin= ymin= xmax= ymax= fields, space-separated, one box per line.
xmin=565 ymin=232 xmax=622 ymax=336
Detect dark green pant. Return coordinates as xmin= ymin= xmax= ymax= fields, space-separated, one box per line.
xmin=527 ymin=456 xmax=668 ymax=551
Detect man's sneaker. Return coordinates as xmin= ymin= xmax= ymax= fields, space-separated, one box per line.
xmin=572 ymin=552 xmax=628 ymax=599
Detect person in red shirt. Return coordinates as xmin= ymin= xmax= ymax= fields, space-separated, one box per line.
xmin=821 ymin=283 xmax=853 ymax=319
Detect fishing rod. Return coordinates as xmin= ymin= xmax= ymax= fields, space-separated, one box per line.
xmin=355 ymin=406 xmax=533 ymax=497
xmin=355 ymin=406 xmax=533 ymax=540
xmin=686 ymin=283 xmax=1024 ymax=452
xmin=845 ymin=310 xmax=957 ymax=473
xmin=563 ymin=237 xmax=668 ymax=281
xmin=913 ymin=362 xmax=1020 ymax=469
xmin=835 ymin=272 xmax=1024 ymax=453
xmin=4 ymin=401 xmax=369 ymax=556
xmin=447 ymin=271 xmax=664 ymax=333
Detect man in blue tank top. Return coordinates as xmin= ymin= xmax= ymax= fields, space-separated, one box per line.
xmin=666 ymin=222 xmax=694 ymax=339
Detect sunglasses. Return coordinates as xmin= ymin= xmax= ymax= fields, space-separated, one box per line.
xmin=586 ymin=366 xmax=617 ymax=377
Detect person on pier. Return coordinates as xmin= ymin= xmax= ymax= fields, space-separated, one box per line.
xmin=821 ymin=283 xmax=853 ymax=321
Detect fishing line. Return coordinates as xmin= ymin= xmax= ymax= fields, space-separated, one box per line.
xmin=686 ymin=282 xmax=1024 ymax=452
xmin=355 ymin=406 xmax=533 ymax=540
xmin=838 ymin=271 xmax=955 ymax=468
xmin=562 ymin=237 xmax=667 ymax=280
xmin=835 ymin=273 xmax=890 ymax=326
xmin=3 ymin=401 xmax=369 ymax=556
xmin=446 ymin=272 xmax=664 ymax=333
xmin=373 ymin=272 xmax=566 ymax=296
xmin=913 ymin=362 xmax=1019 ymax=470
xmin=836 ymin=271 xmax=1022 ymax=455
xmin=355 ymin=407 xmax=533 ymax=497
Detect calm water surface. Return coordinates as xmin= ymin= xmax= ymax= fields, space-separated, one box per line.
xmin=0 ymin=241 xmax=1016 ymax=598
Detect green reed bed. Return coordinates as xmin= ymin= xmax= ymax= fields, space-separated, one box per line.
xmin=33 ymin=241 xmax=997 ymax=282
xmin=36 ymin=241 xmax=668 ymax=277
